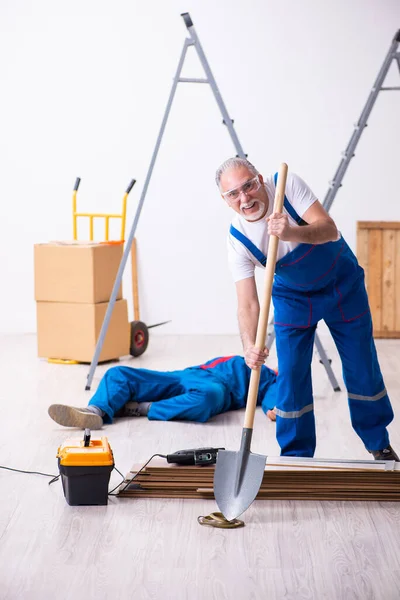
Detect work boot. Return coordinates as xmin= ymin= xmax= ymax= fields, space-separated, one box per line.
xmin=369 ymin=445 xmax=400 ymax=462
xmin=48 ymin=404 xmax=103 ymax=429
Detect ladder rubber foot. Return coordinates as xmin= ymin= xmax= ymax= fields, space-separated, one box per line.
xmin=319 ymin=359 xmax=332 ymax=365
xmin=334 ymin=387 xmax=341 ymax=392
xmin=181 ymin=12 xmax=193 ymax=28
xmin=85 ymin=385 xmax=91 ymax=391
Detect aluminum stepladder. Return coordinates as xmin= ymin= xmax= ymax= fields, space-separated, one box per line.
xmin=85 ymin=12 xmax=338 ymax=390
xmin=266 ymin=29 xmax=400 ymax=390
xmin=323 ymin=29 xmax=400 ymax=212
xmin=85 ymin=12 xmax=245 ymax=389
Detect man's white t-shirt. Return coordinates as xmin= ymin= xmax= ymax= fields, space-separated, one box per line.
xmin=227 ymin=172 xmax=318 ymax=282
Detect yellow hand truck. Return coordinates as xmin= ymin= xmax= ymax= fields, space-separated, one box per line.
xmin=72 ymin=177 xmax=150 ymax=357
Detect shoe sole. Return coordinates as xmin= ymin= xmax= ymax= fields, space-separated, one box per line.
xmin=370 ymin=453 xmax=400 ymax=462
xmin=48 ymin=404 xmax=103 ymax=429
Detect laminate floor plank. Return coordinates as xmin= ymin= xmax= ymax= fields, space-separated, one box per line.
xmin=1 ymin=333 xmax=400 ymax=599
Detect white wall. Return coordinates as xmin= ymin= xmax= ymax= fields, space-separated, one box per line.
xmin=1 ymin=0 xmax=399 ymax=334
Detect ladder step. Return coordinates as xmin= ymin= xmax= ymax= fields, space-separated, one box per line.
xmin=178 ymin=77 xmax=209 ymax=83
xmin=373 ymin=85 xmax=400 ymax=91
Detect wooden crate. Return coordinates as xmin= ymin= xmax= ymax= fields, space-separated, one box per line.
xmin=357 ymin=221 xmax=400 ymax=338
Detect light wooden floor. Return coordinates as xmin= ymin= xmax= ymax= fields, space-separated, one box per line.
xmin=1 ymin=330 xmax=400 ymax=600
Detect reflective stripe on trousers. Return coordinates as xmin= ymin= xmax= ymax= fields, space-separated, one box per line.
xmin=274 ymin=404 xmax=313 ymax=419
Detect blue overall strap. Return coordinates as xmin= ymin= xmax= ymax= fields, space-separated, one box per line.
xmin=274 ymin=172 xmax=307 ymax=226
xmin=229 ymin=225 xmax=266 ymax=266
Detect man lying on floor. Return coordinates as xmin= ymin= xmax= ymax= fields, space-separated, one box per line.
xmin=48 ymin=355 xmax=278 ymax=429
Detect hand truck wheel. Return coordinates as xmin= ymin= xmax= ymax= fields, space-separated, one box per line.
xmin=129 ymin=321 xmax=149 ymax=357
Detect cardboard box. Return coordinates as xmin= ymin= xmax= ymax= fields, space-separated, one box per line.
xmin=34 ymin=242 xmax=123 ymax=304
xmin=37 ymin=299 xmax=130 ymax=362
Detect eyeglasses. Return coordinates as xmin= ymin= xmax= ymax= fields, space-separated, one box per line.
xmin=221 ymin=176 xmax=261 ymax=205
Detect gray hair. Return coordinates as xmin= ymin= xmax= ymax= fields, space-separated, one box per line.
xmin=215 ymin=157 xmax=259 ymax=189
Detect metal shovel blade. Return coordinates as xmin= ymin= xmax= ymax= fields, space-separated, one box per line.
xmin=213 ymin=429 xmax=266 ymax=521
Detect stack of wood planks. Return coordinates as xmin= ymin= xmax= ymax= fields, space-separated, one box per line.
xmin=357 ymin=221 xmax=400 ymax=338
xmin=118 ymin=456 xmax=400 ymax=502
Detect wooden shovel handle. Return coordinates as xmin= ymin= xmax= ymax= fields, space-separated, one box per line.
xmin=243 ymin=163 xmax=288 ymax=429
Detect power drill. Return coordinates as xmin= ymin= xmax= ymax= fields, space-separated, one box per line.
xmin=166 ymin=447 xmax=224 ymax=466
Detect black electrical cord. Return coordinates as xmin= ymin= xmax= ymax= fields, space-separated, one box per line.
xmin=113 ymin=466 xmax=125 ymax=480
xmin=0 ymin=464 xmax=122 ymax=490
xmin=0 ymin=465 xmax=55 ymax=476
xmin=108 ymin=453 xmax=167 ymax=496
xmin=1 ymin=454 xmax=169 ymax=498
xmin=0 ymin=465 xmax=59 ymax=483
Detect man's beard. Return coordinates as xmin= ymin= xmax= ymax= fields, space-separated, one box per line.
xmin=239 ymin=199 xmax=266 ymax=222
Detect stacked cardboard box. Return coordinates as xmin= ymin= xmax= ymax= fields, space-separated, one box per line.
xmin=34 ymin=242 xmax=130 ymax=362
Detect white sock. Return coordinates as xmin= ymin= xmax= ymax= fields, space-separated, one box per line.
xmin=138 ymin=402 xmax=152 ymax=416
xmin=86 ymin=405 xmax=105 ymax=417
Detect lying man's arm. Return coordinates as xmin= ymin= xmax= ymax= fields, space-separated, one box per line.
xmin=267 ymin=200 xmax=338 ymax=244
xmin=236 ymin=276 xmax=269 ymax=369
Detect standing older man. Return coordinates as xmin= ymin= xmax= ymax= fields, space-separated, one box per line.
xmin=216 ymin=156 xmax=398 ymax=461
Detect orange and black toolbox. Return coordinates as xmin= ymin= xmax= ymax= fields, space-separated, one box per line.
xmin=57 ymin=431 xmax=114 ymax=505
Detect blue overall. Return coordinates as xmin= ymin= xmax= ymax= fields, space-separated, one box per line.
xmin=89 ymin=356 xmax=278 ymax=424
xmin=229 ymin=173 xmax=394 ymax=457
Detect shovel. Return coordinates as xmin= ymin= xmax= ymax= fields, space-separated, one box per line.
xmin=214 ymin=162 xmax=288 ymax=521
